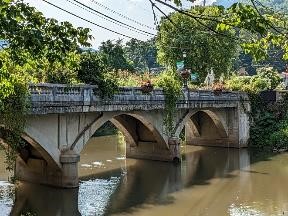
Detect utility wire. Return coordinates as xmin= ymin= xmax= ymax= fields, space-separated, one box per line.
xmin=89 ymin=0 xmax=155 ymax=30
xmin=42 ymin=0 xmax=135 ymax=39
xmin=149 ymin=0 xmax=176 ymax=26
xmin=153 ymin=0 xmax=238 ymax=41
xmin=66 ymin=0 xmax=152 ymax=37
xmin=70 ymin=0 xmax=156 ymax=36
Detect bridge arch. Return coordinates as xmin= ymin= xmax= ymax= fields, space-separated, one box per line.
xmin=71 ymin=112 xmax=168 ymax=155
xmin=0 ymin=129 xmax=61 ymax=170
xmin=175 ymin=109 xmax=228 ymax=140
xmin=21 ymin=133 xmax=61 ymax=169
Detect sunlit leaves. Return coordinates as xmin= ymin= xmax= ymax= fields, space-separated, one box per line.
xmin=0 ymin=0 xmax=92 ymax=63
xmin=157 ymin=6 xmax=237 ymax=81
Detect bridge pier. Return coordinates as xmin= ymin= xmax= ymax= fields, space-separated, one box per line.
xmin=184 ymin=107 xmax=249 ymax=148
xmin=15 ymin=151 xmax=80 ymax=188
xmin=60 ymin=150 xmax=80 ymax=188
xmin=126 ymin=137 xmax=181 ymax=162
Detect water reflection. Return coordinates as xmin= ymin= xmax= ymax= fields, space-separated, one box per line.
xmin=0 ymin=135 xmax=288 ymax=215
xmin=88 ymin=147 xmax=251 ymax=215
xmin=10 ymin=182 xmax=80 ymax=216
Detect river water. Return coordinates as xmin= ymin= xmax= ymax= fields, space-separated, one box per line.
xmin=0 ymin=135 xmax=288 ymax=216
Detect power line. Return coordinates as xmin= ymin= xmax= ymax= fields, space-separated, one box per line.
xmin=42 ymin=0 xmax=135 ymax=39
xmin=89 ymin=0 xmax=155 ymax=30
xmin=66 ymin=0 xmax=152 ymax=37
xmin=70 ymin=0 xmax=156 ymax=36
xmin=153 ymin=0 xmax=239 ymax=41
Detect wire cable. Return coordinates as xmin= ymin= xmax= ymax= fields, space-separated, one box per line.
xmin=66 ymin=0 xmax=152 ymax=37
xmin=70 ymin=0 xmax=156 ymax=36
xmin=42 ymin=0 xmax=135 ymax=39
xmin=89 ymin=0 xmax=155 ymax=30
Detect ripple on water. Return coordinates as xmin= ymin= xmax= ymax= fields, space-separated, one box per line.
xmin=78 ymin=177 xmax=121 ymax=216
xmin=229 ymin=203 xmax=264 ymax=216
xmin=0 ymin=181 xmax=13 ymax=216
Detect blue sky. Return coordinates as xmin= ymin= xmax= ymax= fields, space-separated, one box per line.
xmin=24 ymin=0 xmax=217 ymax=48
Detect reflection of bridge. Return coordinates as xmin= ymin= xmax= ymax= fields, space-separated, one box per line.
xmin=11 ymin=147 xmax=251 ymax=215
xmin=15 ymin=84 xmax=249 ymax=188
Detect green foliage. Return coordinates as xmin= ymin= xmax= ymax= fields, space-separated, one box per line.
xmin=77 ymin=51 xmax=118 ymax=98
xmin=99 ymin=40 xmax=134 ymax=72
xmin=270 ymin=118 xmax=288 ymax=150
xmin=254 ymin=67 xmax=281 ymax=89
xmin=155 ymin=70 xmax=182 ymax=136
xmin=168 ymin=0 xmax=288 ymax=62
xmin=225 ymin=66 xmax=286 ymax=151
xmin=93 ymin=122 xmax=118 ymax=137
xmin=0 ymin=63 xmax=29 ymax=171
xmin=225 ymin=75 xmax=251 ymax=91
xmin=248 ymin=93 xmax=288 ymax=151
xmin=0 ymin=0 xmax=91 ymax=173
xmin=124 ymin=38 xmax=160 ymax=73
xmin=0 ymin=0 xmax=91 ymax=63
xmin=157 ymin=6 xmax=237 ymax=81
xmin=226 ymin=67 xmax=281 ymax=92
xmin=218 ymin=2 xmax=288 ymax=61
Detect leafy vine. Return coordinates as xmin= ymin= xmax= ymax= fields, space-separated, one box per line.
xmin=155 ymin=70 xmax=182 ymax=137
xmin=0 ymin=79 xmax=28 ymax=173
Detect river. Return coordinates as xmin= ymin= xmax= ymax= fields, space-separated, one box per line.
xmin=0 ymin=134 xmax=288 ymax=216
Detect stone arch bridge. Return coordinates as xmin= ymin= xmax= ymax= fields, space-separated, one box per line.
xmin=13 ymin=84 xmax=249 ymax=188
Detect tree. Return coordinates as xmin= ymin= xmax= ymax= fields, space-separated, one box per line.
xmin=157 ymin=6 xmax=237 ymax=81
xmin=0 ymin=0 xmax=93 ymax=84
xmin=0 ymin=0 xmax=92 ymax=170
xmin=99 ymin=40 xmax=134 ymax=71
xmin=124 ymin=38 xmax=160 ymax=73
xmin=158 ymin=0 xmax=288 ymax=63
xmin=77 ymin=51 xmax=118 ymax=98
xmin=0 ymin=0 xmax=91 ymax=63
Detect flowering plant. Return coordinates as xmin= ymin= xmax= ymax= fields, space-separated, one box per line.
xmin=212 ymin=82 xmax=225 ymax=95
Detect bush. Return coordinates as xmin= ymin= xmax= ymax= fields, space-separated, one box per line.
xmin=225 ymin=67 xmax=281 ymax=93
xmin=225 ymin=75 xmax=251 ymax=91
xmin=256 ymin=67 xmax=281 ymax=90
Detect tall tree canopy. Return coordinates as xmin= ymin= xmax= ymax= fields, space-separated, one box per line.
xmin=99 ymin=40 xmax=134 ymax=72
xmin=124 ymin=38 xmax=160 ymax=72
xmin=159 ymin=0 xmax=288 ymax=63
xmin=157 ymin=6 xmax=237 ymax=80
xmin=0 ymin=0 xmax=91 ymax=63
xmin=0 ymin=0 xmax=93 ymax=84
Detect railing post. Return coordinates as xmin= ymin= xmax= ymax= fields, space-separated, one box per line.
xmin=83 ymin=87 xmax=92 ymax=106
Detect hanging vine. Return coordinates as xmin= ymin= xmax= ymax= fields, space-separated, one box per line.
xmin=0 ymin=61 xmax=29 ymax=173
xmin=156 ymin=70 xmax=182 ymax=136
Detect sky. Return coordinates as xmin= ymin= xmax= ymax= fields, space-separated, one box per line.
xmin=24 ymin=0 xmax=217 ymax=48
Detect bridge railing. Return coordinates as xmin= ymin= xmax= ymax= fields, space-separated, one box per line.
xmin=28 ymin=83 xmax=248 ymax=113
xmin=29 ymin=83 xmax=246 ymax=102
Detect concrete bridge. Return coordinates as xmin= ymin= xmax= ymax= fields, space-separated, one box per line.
xmin=15 ymin=84 xmax=249 ymax=188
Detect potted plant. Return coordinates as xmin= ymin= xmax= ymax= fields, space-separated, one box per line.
xmin=141 ymin=80 xmax=154 ymax=93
